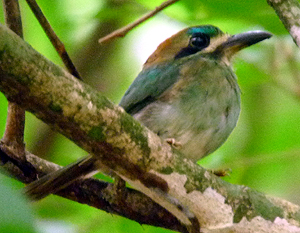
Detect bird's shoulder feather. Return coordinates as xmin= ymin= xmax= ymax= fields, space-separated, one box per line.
xmin=119 ymin=62 xmax=181 ymax=114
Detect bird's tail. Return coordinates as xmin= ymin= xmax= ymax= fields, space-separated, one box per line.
xmin=24 ymin=156 xmax=99 ymax=201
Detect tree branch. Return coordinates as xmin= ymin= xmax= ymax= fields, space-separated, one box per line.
xmin=2 ymin=0 xmax=26 ymax=162
xmin=267 ymin=0 xmax=300 ymax=47
xmin=98 ymin=0 xmax=180 ymax=44
xmin=1 ymin=23 xmax=300 ymax=232
xmin=0 ymin=143 xmax=187 ymax=233
xmin=24 ymin=0 xmax=82 ymax=79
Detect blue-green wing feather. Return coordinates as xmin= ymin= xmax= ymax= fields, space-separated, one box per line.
xmin=119 ymin=63 xmax=180 ymax=114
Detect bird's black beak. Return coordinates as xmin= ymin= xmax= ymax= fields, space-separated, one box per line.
xmin=216 ymin=30 xmax=272 ymax=58
xmin=227 ymin=30 xmax=272 ymax=49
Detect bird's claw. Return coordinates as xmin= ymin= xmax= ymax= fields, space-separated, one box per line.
xmin=166 ymin=138 xmax=182 ymax=149
xmin=210 ymin=168 xmax=232 ymax=177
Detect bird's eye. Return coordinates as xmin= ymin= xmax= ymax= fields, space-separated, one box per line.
xmin=174 ymin=33 xmax=210 ymax=59
xmin=189 ymin=33 xmax=210 ymax=49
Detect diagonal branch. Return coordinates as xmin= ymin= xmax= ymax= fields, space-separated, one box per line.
xmin=267 ymin=0 xmax=300 ymax=47
xmin=25 ymin=0 xmax=82 ymax=79
xmin=98 ymin=0 xmax=180 ymax=44
xmin=1 ymin=23 xmax=300 ymax=232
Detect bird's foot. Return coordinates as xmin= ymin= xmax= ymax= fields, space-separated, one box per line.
xmin=166 ymin=138 xmax=182 ymax=149
xmin=103 ymin=176 xmax=127 ymax=205
xmin=112 ymin=176 xmax=127 ymax=202
xmin=210 ymin=168 xmax=232 ymax=177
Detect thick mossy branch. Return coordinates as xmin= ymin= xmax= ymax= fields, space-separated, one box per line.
xmin=0 ymin=23 xmax=300 ymax=232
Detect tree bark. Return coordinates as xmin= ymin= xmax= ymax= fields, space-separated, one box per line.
xmin=267 ymin=0 xmax=300 ymax=47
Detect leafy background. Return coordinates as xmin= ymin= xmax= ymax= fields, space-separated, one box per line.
xmin=0 ymin=0 xmax=300 ymax=232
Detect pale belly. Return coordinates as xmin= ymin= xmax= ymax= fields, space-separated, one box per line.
xmin=130 ymin=57 xmax=241 ymax=162
xmin=133 ymin=94 xmax=240 ymax=162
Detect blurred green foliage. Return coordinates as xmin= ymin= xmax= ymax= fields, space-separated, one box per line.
xmin=0 ymin=172 xmax=36 ymax=233
xmin=1 ymin=0 xmax=300 ymax=232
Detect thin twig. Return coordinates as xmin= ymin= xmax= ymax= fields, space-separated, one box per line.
xmin=98 ymin=0 xmax=180 ymax=44
xmin=268 ymin=40 xmax=300 ymax=102
xmin=25 ymin=0 xmax=82 ymax=80
xmin=2 ymin=0 xmax=26 ymax=160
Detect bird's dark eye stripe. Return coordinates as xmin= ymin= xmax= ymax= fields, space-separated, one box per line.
xmin=174 ymin=47 xmax=200 ymax=59
xmin=174 ymin=33 xmax=210 ymax=59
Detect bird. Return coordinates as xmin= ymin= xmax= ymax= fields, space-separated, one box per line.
xmin=119 ymin=25 xmax=271 ymax=161
xmin=24 ymin=25 xmax=272 ymax=200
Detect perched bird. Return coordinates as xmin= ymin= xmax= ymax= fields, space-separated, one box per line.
xmin=24 ymin=25 xmax=272 ymax=199
xmin=119 ymin=25 xmax=271 ymax=161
